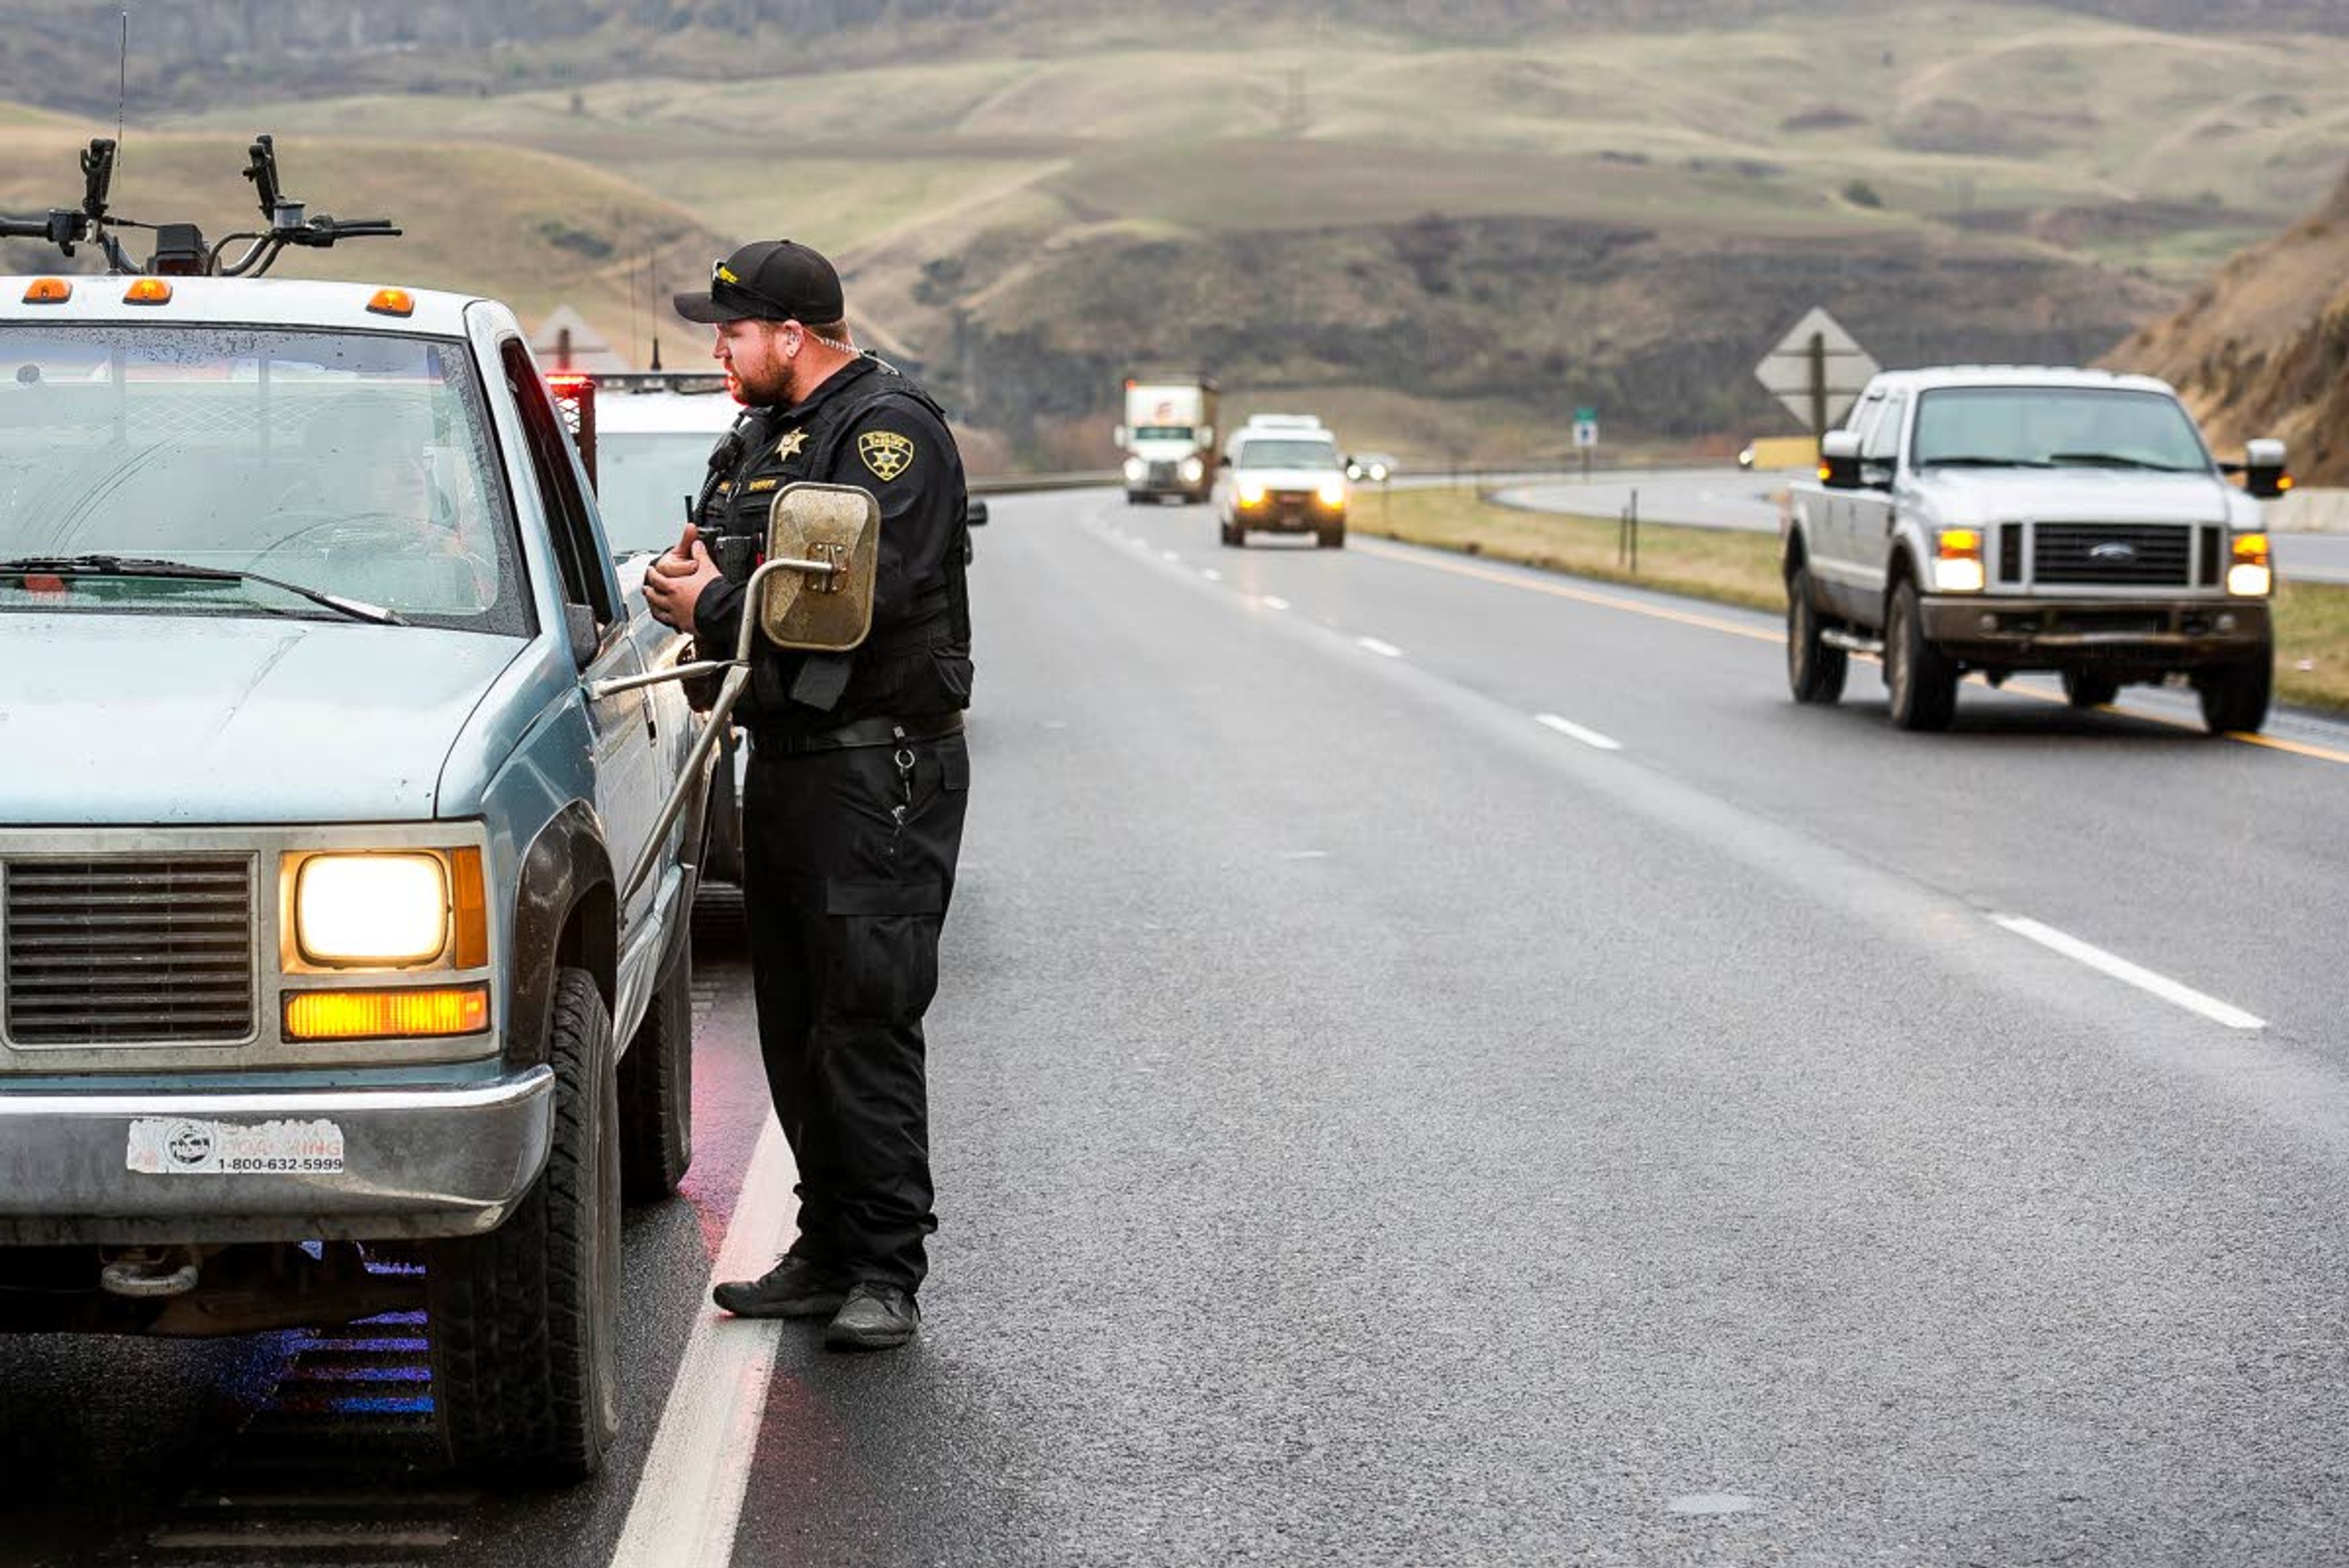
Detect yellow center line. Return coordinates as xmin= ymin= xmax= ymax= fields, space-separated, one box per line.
xmin=1352 ymin=538 xmax=2349 ymax=768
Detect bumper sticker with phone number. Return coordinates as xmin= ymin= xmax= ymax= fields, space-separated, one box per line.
xmin=125 ymin=1118 xmax=346 ymax=1176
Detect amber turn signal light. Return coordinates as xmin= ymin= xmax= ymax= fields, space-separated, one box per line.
xmin=284 ymin=985 xmax=489 ymax=1042
xmin=22 ymin=278 xmax=72 ymax=305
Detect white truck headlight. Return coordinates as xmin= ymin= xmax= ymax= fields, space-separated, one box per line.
xmin=296 ymin=853 xmax=450 ymax=967
xmin=1932 ymin=527 xmax=1984 ymax=593
xmin=1179 ymin=456 xmax=1204 ymax=484
xmin=1123 ymin=456 xmax=1148 ymax=483
xmin=1316 ymin=479 xmax=1347 ymax=508
xmin=2228 ymin=532 xmax=2271 ymax=597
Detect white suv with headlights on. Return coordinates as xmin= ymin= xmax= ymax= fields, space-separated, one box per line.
xmin=1782 ymin=367 xmax=2285 ymax=733
xmin=1215 ymin=420 xmax=1348 ymax=549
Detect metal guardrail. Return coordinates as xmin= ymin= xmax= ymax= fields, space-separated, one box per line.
xmin=966 ymin=471 xmax=1120 ymax=496
xmin=963 ymin=462 xmax=1730 ymax=497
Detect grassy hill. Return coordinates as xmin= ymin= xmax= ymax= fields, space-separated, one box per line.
xmin=12 ymin=2 xmax=2349 ymax=463
xmin=0 ymin=121 xmax=732 ymax=346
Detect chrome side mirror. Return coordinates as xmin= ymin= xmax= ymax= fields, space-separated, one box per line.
xmin=1819 ymin=429 xmax=1864 ymax=491
xmin=756 ymin=482 xmax=880 ymax=652
xmin=2243 ymin=437 xmax=2291 ymax=500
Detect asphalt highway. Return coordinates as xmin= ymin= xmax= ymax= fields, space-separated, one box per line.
xmin=7 ymin=486 xmax=2349 ymax=1566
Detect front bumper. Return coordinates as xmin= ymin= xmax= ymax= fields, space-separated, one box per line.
xmin=1237 ymin=503 xmax=1345 ymax=533
xmin=0 ymin=1066 xmax=554 ymax=1246
xmin=1919 ymin=596 xmax=2272 ymax=667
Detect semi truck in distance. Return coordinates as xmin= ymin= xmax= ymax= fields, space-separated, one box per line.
xmin=1118 ymin=374 xmax=1220 ymax=504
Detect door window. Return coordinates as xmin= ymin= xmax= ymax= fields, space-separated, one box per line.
xmin=499 ymin=341 xmax=615 ymax=628
xmin=1861 ymin=394 xmax=1907 ymax=467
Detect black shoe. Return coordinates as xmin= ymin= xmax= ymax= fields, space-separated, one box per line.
xmin=823 ymin=1282 xmax=921 ymax=1351
xmin=712 ymin=1255 xmax=849 ymax=1320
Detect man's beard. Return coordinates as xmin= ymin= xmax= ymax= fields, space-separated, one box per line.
xmin=729 ymin=362 xmax=790 ymax=406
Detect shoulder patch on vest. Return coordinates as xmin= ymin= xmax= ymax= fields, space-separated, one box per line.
xmin=858 ymin=429 xmax=916 ymax=483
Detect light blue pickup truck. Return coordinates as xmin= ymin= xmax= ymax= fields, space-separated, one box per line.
xmin=0 ymin=273 xmax=716 ymax=1481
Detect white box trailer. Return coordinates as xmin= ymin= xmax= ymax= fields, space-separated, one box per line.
xmin=1116 ymin=376 xmax=1219 ymax=503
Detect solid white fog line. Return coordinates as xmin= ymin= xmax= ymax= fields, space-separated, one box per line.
xmin=1992 ymin=915 xmax=2266 ymax=1031
xmin=1534 ymin=713 xmax=1623 ymax=752
xmin=607 ymin=1117 xmax=799 ymax=1568
xmin=1259 ymin=595 xmax=1291 ymax=611
xmin=1357 ymin=636 xmax=1404 ymax=658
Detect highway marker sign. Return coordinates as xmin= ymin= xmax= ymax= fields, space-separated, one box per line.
xmin=1754 ymin=307 xmax=1878 ymax=434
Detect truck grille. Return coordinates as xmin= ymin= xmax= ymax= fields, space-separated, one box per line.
xmin=1147 ymin=461 xmax=1178 ymax=487
xmin=2033 ymin=523 xmax=2193 ymax=587
xmin=3 ymin=857 xmax=256 ymax=1046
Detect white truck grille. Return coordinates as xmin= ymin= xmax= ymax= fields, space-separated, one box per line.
xmin=2033 ymin=522 xmax=2194 ymax=588
xmin=2 ymin=856 xmax=257 ymax=1046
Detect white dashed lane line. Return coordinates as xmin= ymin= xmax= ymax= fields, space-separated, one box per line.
xmin=1992 ymin=914 xmax=2266 ymax=1031
xmin=1356 ymin=637 xmax=1405 ymax=659
xmin=1258 ymin=595 xmax=1290 ymax=611
xmin=1200 ymin=568 xmax=1223 ymax=582
xmin=1534 ymin=713 xmax=1623 ymax=752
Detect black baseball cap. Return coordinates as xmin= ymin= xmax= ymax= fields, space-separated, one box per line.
xmin=674 ymin=240 xmax=845 ymax=325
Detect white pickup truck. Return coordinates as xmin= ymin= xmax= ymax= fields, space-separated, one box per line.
xmin=1781 ymin=367 xmax=2285 ymax=734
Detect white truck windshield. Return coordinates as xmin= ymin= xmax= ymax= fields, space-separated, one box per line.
xmin=1912 ymin=387 xmax=2211 ymax=474
xmin=596 ymin=431 xmax=718 ymax=556
xmin=1238 ymin=439 xmax=1339 ymax=469
xmin=0 ymin=325 xmax=530 ymax=633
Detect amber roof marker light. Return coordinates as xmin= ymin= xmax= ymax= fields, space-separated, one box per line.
xmin=21 ymin=278 xmax=72 ymax=305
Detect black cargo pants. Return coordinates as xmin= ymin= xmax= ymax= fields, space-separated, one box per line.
xmin=741 ymin=726 xmax=969 ymax=1293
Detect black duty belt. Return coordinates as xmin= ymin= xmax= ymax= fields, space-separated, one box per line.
xmin=752 ymin=712 xmax=963 ymax=756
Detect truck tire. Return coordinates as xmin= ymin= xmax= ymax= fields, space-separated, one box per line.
xmin=1786 ymin=563 xmax=1847 ymax=704
xmin=618 ymin=932 xmax=694 ymax=1202
xmin=1317 ymin=524 xmax=1346 ymax=549
xmin=2197 ymin=647 xmax=2272 ymax=735
xmin=2063 ymin=671 xmax=2119 ymax=710
xmin=1220 ymin=521 xmax=1244 ymax=548
xmin=428 ymin=967 xmax=621 ymax=1483
xmin=1885 ymin=579 xmax=1957 ymax=732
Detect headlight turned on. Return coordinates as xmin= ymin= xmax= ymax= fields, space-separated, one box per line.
xmin=2229 ymin=532 xmax=2273 ymax=597
xmin=1932 ymin=527 xmax=1985 ymax=594
xmin=295 ymin=853 xmax=451 ymax=967
xmin=1316 ymin=478 xmax=1347 ymax=508
xmin=1179 ymin=455 xmax=1205 ymax=485
xmin=1123 ymin=456 xmax=1148 ymax=483
xmin=1238 ymin=481 xmax=1267 ymax=507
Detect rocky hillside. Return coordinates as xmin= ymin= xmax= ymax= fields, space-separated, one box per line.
xmin=2112 ymin=165 xmax=2349 ymax=483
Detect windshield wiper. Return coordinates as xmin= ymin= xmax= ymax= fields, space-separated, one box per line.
xmin=1917 ymin=456 xmax=2053 ymax=469
xmin=0 ymin=554 xmax=407 ymax=626
xmin=2047 ymin=451 xmax=2204 ymax=473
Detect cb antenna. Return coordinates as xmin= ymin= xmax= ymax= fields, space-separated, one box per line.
xmin=116 ymin=10 xmax=128 ymax=179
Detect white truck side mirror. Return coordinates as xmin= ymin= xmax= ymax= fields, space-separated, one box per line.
xmin=1819 ymin=429 xmax=1864 ymax=490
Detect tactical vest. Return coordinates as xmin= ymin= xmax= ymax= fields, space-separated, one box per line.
xmin=699 ymin=358 xmax=971 ymax=725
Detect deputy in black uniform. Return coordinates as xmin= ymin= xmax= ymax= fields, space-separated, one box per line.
xmin=643 ymin=240 xmax=971 ymax=1351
